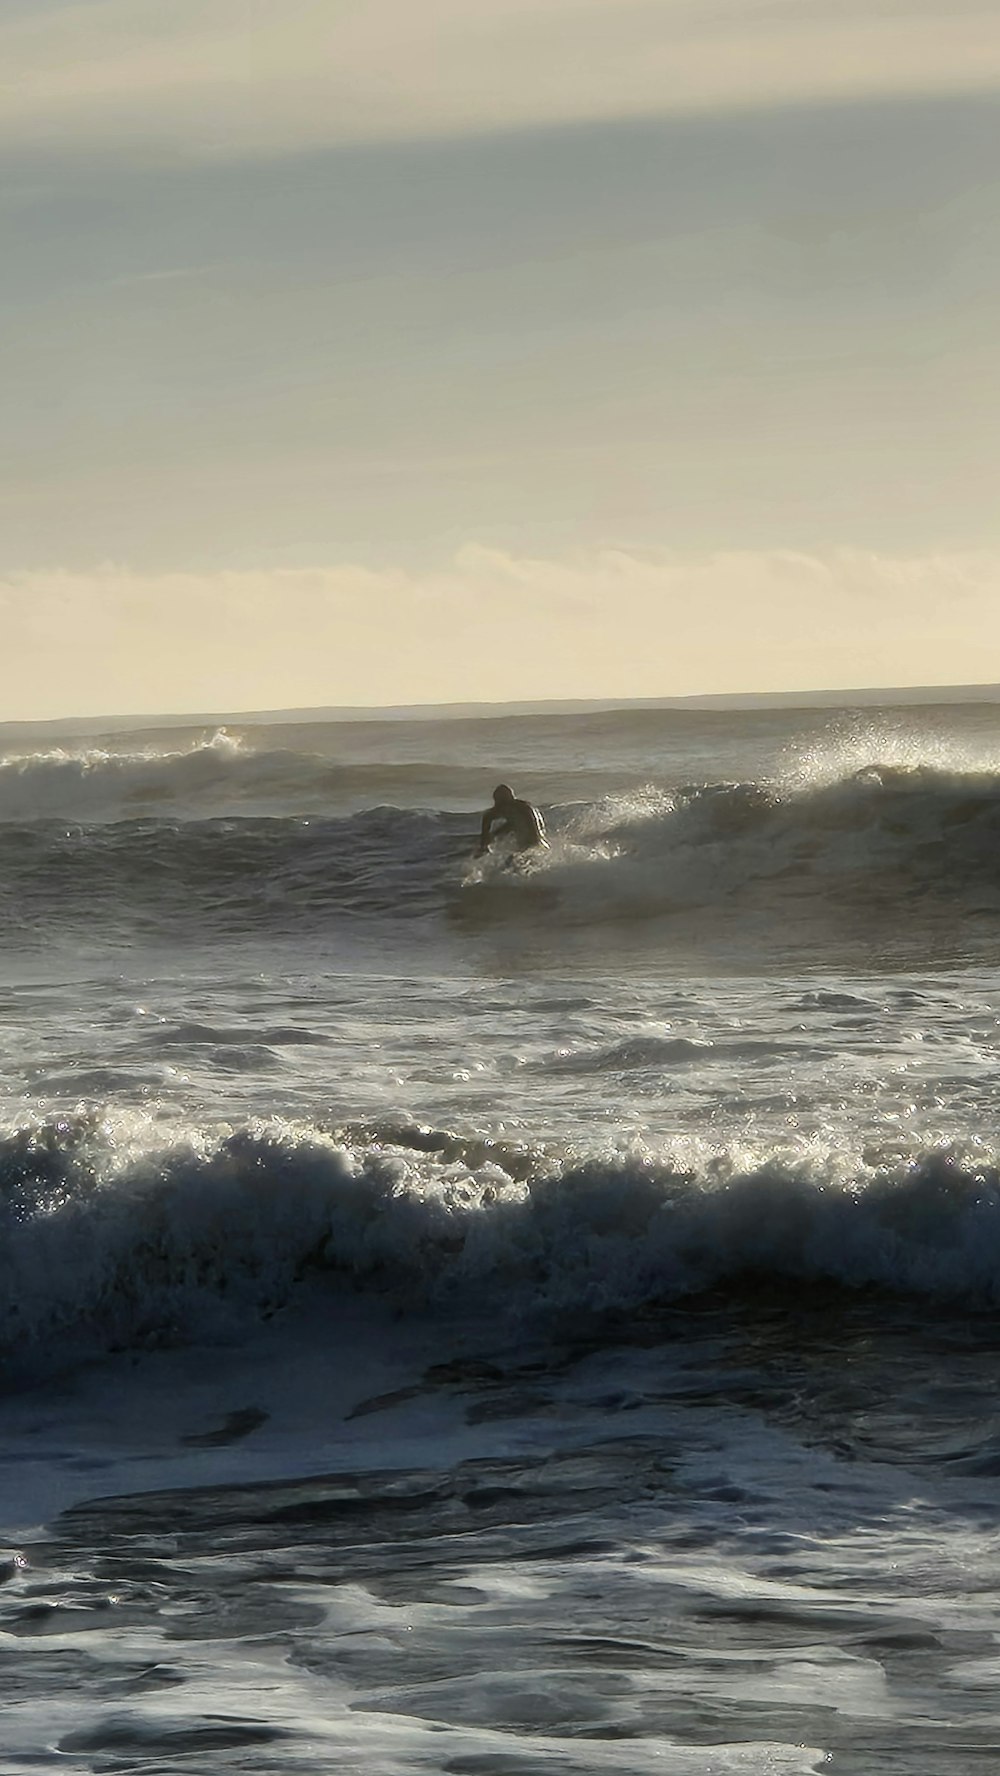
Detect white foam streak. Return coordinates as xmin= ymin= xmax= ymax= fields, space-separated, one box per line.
xmin=4 ymin=1116 xmax=1000 ymax=1377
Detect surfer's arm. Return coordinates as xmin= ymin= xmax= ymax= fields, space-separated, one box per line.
xmin=478 ymin=809 xmax=497 ymax=853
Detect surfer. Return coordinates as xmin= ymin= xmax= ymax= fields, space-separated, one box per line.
xmin=478 ymin=784 xmax=547 ymax=856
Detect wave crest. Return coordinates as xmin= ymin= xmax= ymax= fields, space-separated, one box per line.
xmin=2 ymin=756 xmax=1000 ymax=952
xmin=0 ymin=734 xmax=509 ymax=823
xmin=3 ymin=1115 xmax=1000 ymax=1378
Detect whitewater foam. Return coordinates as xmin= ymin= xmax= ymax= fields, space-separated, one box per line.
xmin=5 ymin=1112 xmax=1000 ymax=1382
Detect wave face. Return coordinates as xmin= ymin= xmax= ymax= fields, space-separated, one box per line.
xmin=545 ymin=763 xmax=1000 ymax=921
xmin=3 ymin=759 xmax=1000 ymax=953
xmin=0 ymin=809 xmax=461 ymax=944
xmin=3 ymin=1114 xmax=1000 ymax=1380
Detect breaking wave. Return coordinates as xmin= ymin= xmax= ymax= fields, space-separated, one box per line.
xmin=2 ymin=759 xmax=1000 ymax=952
xmin=4 ymin=1112 xmax=1000 ymax=1379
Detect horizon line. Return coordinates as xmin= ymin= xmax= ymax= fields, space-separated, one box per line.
xmin=3 ymin=679 xmax=1000 ymax=737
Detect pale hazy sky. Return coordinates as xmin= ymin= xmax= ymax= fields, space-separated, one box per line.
xmin=2 ymin=0 xmax=999 ymax=717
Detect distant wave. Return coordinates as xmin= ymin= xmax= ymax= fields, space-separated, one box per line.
xmin=0 ymin=733 xmax=519 ymax=822
xmin=4 ymin=1112 xmax=1000 ymax=1379
xmin=4 ymin=709 xmax=1000 ymax=828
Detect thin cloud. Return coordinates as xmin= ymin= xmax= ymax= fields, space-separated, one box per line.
xmin=2 ymin=0 xmax=998 ymax=162
xmin=1 ymin=549 xmax=996 ymax=720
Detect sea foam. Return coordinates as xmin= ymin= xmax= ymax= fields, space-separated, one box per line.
xmin=4 ymin=1114 xmax=1000 ymax=1379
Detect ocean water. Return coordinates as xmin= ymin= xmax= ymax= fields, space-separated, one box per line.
xmin=3 ymin=699 xmax=1000 ymax=1773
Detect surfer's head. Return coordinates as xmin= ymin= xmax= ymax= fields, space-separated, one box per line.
xmin=492 ymin=783 xmax=515 ymax=807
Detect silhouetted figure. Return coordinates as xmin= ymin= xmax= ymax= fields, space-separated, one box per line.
xmin=479 ymin=784 xmax=547 ymax=856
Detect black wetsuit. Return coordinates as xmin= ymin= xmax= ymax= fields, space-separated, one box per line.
xmin=480 ymin=798 xmax=547 ymax=853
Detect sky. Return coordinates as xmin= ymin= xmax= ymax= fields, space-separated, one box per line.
xmin=2 ymin=0 xmax=999 ymax=718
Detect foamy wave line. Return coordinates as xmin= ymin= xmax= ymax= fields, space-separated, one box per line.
xmin=3 ymin=1116 xmax=1000 ymax=1375
xmin=0 ymin=734 xmax=503 ymax=822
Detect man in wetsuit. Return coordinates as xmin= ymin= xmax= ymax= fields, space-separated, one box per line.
xmin=478 ymin=784 xmax=547 ymax=855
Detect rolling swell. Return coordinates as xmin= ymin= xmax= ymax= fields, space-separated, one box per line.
xmin=0 ymin=740 xmax=501 ymax=822
xmin=3 ymin=1112 xmax=1000 ymax=1379
xmin=2 ymin=757 xmax=1000 ymax=948
xmin=0 ymin=737 xmax=610 ymax=822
